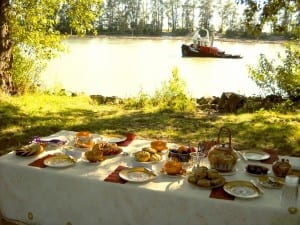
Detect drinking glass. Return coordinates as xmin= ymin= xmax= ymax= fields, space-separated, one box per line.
xmin=190 ymin=152 xmax=206 ymax=169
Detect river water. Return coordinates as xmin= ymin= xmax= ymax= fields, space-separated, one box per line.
xmin=41 ymin=36 xmax=284 ymax=98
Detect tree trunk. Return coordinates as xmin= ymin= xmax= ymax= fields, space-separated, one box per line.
xmin=0 ymin=0 xmax=15 ymax=95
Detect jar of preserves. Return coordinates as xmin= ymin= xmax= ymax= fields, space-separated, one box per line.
xmin=272 ymin=159 xmax=292 ymax=178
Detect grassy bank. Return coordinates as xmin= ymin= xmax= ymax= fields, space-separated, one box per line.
xmin=0 ymin=93 xmax=299 ymax=156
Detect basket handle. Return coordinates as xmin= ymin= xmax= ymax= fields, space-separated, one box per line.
xmin=217 ymin=127 xmax=231 ymax=149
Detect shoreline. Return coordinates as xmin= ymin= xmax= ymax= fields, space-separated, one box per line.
xmin=67 ymin=34 xmax=288 ymax=44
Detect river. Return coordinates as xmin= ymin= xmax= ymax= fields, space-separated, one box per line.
xmin=41 ymin=36 xmax=284 ymax=98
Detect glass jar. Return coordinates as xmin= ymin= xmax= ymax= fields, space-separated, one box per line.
xmin=74 ymin=131 xmax=93 ymax=149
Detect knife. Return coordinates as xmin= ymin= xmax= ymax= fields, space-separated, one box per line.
xmin=250 ymin=179 xmax=264 ymax=195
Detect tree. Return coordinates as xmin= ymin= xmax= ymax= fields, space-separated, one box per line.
xmin=0 ymin=0 xmax=102 ymax=95
xmin=0 ymin=0 xmax=14 ymax=94
xmin=217 ymin=0 xmax=239 ymax=33
xmin=242 ymin=0 xmax=300 ymax=101
xmin=237 ymin=0 xmax=300 ymax=36
xmin=197 ymin=0 xmax=214 ymax=30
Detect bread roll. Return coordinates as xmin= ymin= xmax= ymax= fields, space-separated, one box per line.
xmin=134 ymin=151 xmax=151 ymax=162
xmin=197 ymin=179 xmax=211 ymax=187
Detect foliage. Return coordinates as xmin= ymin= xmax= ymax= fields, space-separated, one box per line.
xmin=152 ymin=68 xmax=197 ymax=112
xmin=123 ymin=68 xmax=197 ymax=113
xmin=123 ymin=90 xmax=152 ymax=109
xmin=248 ymin=43 xmax=300 ymax=100
xmin=8 ymin=0 xmax=102 ymax=94
xmin=237 ymin=0 xmax=300 ymax=37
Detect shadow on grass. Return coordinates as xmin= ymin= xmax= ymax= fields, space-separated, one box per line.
xmin=0 ymin=100 xmax=299 ymax=156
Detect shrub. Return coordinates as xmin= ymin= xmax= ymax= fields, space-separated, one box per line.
xmin=152 ymin=68 xmax=196 ymax=112
xmin=248 ymin=43 xmax=300 ymax=101
xmin=123 ymin=68 xmax=197 ymax=112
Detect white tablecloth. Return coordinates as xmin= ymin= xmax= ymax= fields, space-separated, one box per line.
xmin=0 ymin=130 xmax=299 ymax=225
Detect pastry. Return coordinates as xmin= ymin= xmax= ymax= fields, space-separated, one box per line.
xmin=94 ymin=142 xmax=122 ymax=155
xmin=15 ymin=143 xmax=44 ymax=157
xmin=149 ymin=153 xmax=162 ymax=162
xmin=134 ymin=151 xmax=151 ymax=162
xmin=142 ymin=147 xmax=157 ymax=154
xmin=150 ymin=140 xmax=167 ymax=152
xmin=163 ymin=160 xmax=184 ymax=175
xmin=210 ymin=176 xmax=225 ymax=186
xmin=207 ymin=169 xmax=220 ymax=179
xmin=197 ymin=179 xmax=211 ymax=187
xmin=187 ymin=166 xmax=225 ymax=188
xmin=85 ymin=148 xmax=105 ymax=162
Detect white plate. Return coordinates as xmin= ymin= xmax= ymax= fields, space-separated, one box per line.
xmin=44 ymin=156 xmax=75 ymax=168
xmin=119 ymin=167 xmax=156 ymax=182
xmin=241 ymin=150 xmax=270 ymax=161
xmin=223 ymin=180 xmax=261 ymax=198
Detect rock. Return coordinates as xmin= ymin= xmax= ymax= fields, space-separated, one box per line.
xmin=218 ymin=92 xmax=245 ymax=113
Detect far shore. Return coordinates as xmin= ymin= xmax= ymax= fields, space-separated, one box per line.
xmin=67 ymin=34 xmax=289 ymax=44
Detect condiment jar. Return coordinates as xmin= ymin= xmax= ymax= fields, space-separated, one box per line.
xmin=208 ymin=127 xmax=238 ymax=172
xmin=272 ymin=158 xmax=292 ymax=177
xmin=74 ymin=131 xmax=94 ymax=149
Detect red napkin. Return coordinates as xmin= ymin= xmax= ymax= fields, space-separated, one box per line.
xmin=117 ymin=133 xmax=136 ymax=147
xmin=104 ymin=165 xmax=128 ymax=184
xmin=28 ymin=154 xmax=54 ymax=168
xmin=209 ymin=185 xmax=235 ymax=200
xmin=261 ymin=149 xmax=279 ymax=164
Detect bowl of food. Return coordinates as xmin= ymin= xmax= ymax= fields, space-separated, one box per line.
xmin=246 ymin=164 xmax=269 ymax=176
xmin=168 ymin=145 xmax=195 ymax=162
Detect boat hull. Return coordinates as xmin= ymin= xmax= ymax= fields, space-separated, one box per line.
xmin=181 ymin=44 xmax=242 ymax=59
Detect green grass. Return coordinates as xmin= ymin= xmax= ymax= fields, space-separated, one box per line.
xmin=0 ymin=93 xmax=299 ymax=156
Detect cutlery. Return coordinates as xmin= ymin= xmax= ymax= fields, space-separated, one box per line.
xmin=237 ymin=151 xmax=247 ymax=162
xmin=143 ymin=167 xmax=157 ymax=176
xmin=268 ymin=176 xmax=285 ymax=185
xmin=250 ymin=179 xmax=264 ymax=195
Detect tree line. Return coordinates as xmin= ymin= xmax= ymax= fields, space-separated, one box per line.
xmin=56 ymin=0 xmax=299 ymax=38
xmin=0 ymin=0 xmax=299 ymax=96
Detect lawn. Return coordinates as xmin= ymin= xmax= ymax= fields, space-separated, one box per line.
xmin=0 ymin=93 xmax=299 ymax=156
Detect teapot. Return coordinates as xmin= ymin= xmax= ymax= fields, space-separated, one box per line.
xmin=272 ymin=158 xmax=292 ymax=177
xmin=208 ymin=127 xmax=238 ymax=172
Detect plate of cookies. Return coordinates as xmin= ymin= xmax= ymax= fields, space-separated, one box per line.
xmin=187 ymin=166 xmax=226 ymax=188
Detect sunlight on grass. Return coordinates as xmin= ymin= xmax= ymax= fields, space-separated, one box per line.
xmin=0 ymin=94 xmax=299 ymax=156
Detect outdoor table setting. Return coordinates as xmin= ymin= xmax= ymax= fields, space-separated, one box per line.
xmin=0 ymin=128 xmax=300 ymax=225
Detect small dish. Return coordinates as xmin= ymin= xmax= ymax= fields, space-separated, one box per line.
xmin=240 ymin=150 xmax=270 ymax=161
xmin=257 ymin=176 xmax=284 ymax=189
xmin=105 ymin=136 xmax=126 ymax=143
xmin=223 ymin=180 xmax=261 ymax=198
xmin=119 ymin=167 xmax=156 ymax=182
xmin=245 ymin=164 xmax=270 ymax=176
